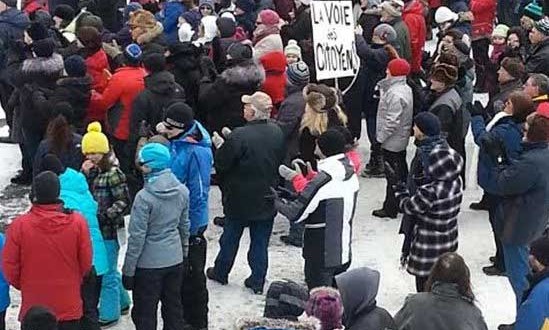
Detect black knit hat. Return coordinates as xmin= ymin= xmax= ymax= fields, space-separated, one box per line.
xmin=32 ymin=38 xmax=56 ymax=58
xmin=217 ymin=17 xmax=236 ymax=38
xmin=227 ymin=42 xmax=253 ymax=63
xmin=22 ymin=306 xmax=58 ymax=330
xmin=64 ymin=55 xmax=87 ymax=77
xmin=264 ymin=280 xmax=309 ymax=321
xmin=163 ymin=102 xmax=194 ymax=130
xmin=39 ymin=154 xmax=66 ymax=176
xmin=54 ymin=4 xmax=75 ymax=21
xmin=317 ymin=129 xmax=346 ymax=157
xmin=28 ymin=22 xmax=49 ymax=42
xmin=32 ymin=171 xmax=60 ymax=205
xmin=415 ymin=112 xmax=441 ymax=136
xmin=531 ymin=235 xmax=549 ymax=266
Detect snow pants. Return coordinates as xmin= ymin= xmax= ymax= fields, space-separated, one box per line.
xmin=99 ymin=240 xmax=131 ymax=322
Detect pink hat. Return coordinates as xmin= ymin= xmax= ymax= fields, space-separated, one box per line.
xmin=258 ymin=9 xmax=280 ymax=26
xmin=305 ymin=287 xmax=343 ymax=330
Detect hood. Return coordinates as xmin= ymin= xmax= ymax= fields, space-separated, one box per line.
xmin=403 ymin=0 xmax=423 ymax=16
xmin=221 ymin=60 xmax=265 ymax=88
xmin=317 ymin=154 xmax=352 ymax=181
xmin=0 ymin=8 xmax=30 ymax=30
xmin=260 ymin=51 xmax=287 ymax=73
xmin=335 ymin=267 xmax=380 ymax=323
xmin=22 ymin=53 xmax=64 ymax=77
xmin=28 ymin=204 xmax=75 ymax=233
xmin=145 ymin=71 xmax=178 ymax=95
xmin=426 ymin=144 xmax=463 ymax=181
xmin=59 ymin=168 xmax=92 ymax=197
xmin=173 ymin=120 xmax=212 ymax=148
xmin=144 ymin=170 xmax=184 ymax=199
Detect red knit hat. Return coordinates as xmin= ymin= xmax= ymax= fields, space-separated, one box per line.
xmin=388 ymin=58 xmax=411 ymax=77
xmin=537 ymin=102 xmax=549 ymax=119
xmin=258 ymin=9 xmax=280 ymax=26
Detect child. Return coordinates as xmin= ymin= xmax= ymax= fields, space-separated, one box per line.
xmin=284 ymin=40 xmax=302 ymax=65
xmin=81 ymin=122 xmax=131 ymax=327
xmin=490 ymin=24 xmax=509 ymax=64
xmin=0 ymin=233 xmax=9 ymax=330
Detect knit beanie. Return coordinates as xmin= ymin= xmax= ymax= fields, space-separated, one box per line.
xmin=129 ymin=9 xmax=157 ymax=29
xmin=22 ymin=306 xmax=58 ymax=330
xmin=284 ymin=39 xmax=301 ymax=59
xmin=82 ymin=122 xmax=110 ymax=154
xmin=430 ymin=63 xmax=458 ymax=86
xmin=124 ymin=43 xmax=143 ymax=64
xmin=524 ymin=0 xmax=544 ymax=21
xmin=28 ymin=22 xmax=49 ymax=41
xmin=500 ymin=57 xmax=526 ymax=80
xmin=258 ymin=9 xmax=280 ymax=25
xmin=33 ymin=171 xmax=61 ymax=205
xmin=227 ymin=42 xmax=253 ymax=62
xmin=388 ymin=58 xmax=411 ymax=76
xmin=535 ymin=17 xmax=549 ymax=36
xmin=287 ymin=61 xmax=310 ymax=86
xmin=530 ymin=235 xmax=549 ymax=266
xmin=304 ymin=83 xmax=338 ymax=112
xmin=414 ymin=112 xmax=441 ymax=136
xmin=264 ymin=280 xmax=309 ymax=321
xmin=435 ymin=6 xmax=458 ymax=24
xmin=199 ymin=0 xmax=215 ymax=10
xmin=77 ymin=26 xmax=103 ymax=53
xmin=235 ymin=0 xmax=255 ymax=13
xmin=162 ymin=102 xmax=194 ymax=130
xmin=380 ymin=0 xmax=403 ymax=17
xmin=33 ymin=10 xmax=53 ymax=28
xmin=492 ymin=24 xmax=510 ymax=39
xmin=64 ymin=55 xmax=87 ymax=77
xmin=54 ymin=4 xmax=75 ymax=22
xmin=305 ymin=286 xmax=344 ymax=330
xmin=138 ymin=142 xmax=171 ymax=172
xmin=317 ymin=129 xmax=347 ymax=157
xmin=39 ymin=153 xmax=66 ymax=176
xmin=79 ymin=15 xmax=104 ymax=32
xmin=217 ymin=17 xmax=236 ymax=38
xmin=373 ymin=23 xmax=397 ymax=44
xmin=32 ymin=38 xmax=56 ymax=58
xmin=124 ymin=2 xmax=143 ymax=23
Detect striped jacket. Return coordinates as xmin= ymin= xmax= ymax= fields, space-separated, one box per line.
xmin=395 ymin=142 xmax=463 ymax=277
xmin=277 ymin=154 xmax=360 ymax=268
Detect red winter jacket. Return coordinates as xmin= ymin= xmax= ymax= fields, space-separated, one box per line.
xmin=403 ymin=0 xmax=427 ymax=73
xmin=471 ymin=0 xmax=496 ymax=40
xmin=3 ymin=204 xmax=92 ymax=321
xmin=86 ymin=49 xmax=110 ymax=93
xmin=260 ymin=51 xmax=287 ymax=116
xmin=95 ymin=66 xmax=146 ymax=141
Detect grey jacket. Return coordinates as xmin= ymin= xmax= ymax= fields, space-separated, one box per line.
xmin=376 ymin=76 xmax=413 ymax=152
xmin=394 ymin=282 xmax=488 ymax=330
xmin=123 ymin=169 xmax=190 ymax=276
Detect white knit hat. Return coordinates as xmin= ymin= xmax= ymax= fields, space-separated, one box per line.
xmin=435 ymin=6 xmax=458 ymax=24
xmin=284 ymin=40 xmax=302 ymax=59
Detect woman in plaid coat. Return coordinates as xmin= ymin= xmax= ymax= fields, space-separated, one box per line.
xmin=391 ymin=113 xmax=464 ymax=292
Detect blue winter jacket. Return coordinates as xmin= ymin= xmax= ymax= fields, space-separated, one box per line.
xmin=471 ymin=115 xmax=523 ymax=195
xmin=515 ymin=276 xmax=549 ymax=330
xmin=495 ymin=142 xmax=549 ymax=245
xmin=59 ymin=168 xmax=109 ymax=276
xmin=0 ymin=234 xmax=10 ymax=312
xmin=169 ymin=120 xmax=213 ymax=235
xmin=157 ymin=1 xmax=187 ymax=45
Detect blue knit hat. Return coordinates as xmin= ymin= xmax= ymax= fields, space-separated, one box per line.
xmin=139 ymin=143 xmax=171 ymax=172
xmin=414 ymin=112 xmax=441 ymax=136
xmin=287 ymin=61 xmax=310 ymax=86
xmin=64 ymin=55 xmax=87 ymax=77
xmin=124 ymin=43 xmax=143 ymax=64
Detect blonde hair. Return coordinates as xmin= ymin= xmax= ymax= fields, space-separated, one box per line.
xmin=300 ymin=104 xmax=348 ymax=136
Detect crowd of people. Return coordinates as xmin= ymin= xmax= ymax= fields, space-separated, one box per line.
xmin=0 ymin=0 xmax=547 ymax=329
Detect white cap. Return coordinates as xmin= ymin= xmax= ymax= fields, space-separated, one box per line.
xmin=435 ymin=6 xmax=458 ymax=24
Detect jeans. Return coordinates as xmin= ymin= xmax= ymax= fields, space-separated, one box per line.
xmin=99 ymin=240 xmax=131 ymax=322
xmin=486 ymin=193 xmax=505 ymax=271
xmin=132 ymin=264 xmax=184 ymax=330
xmin=304 ymin=259 xmax=349 ymax=290
xmin=213 ymin=218 xmax=274 ymax=288
xmin=503 ymin=243 xmax=530 ymax=309
xmin=81 ymin=268 xmax=102 ymax=330
xmin=181 ymin=228 xmax=209 ymax=329
xmin=382 ymin=149 xmax=408 ymax=216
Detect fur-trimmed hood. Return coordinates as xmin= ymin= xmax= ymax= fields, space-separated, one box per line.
xmin=134 ymin=21 xmax=164 ymax=45
xmin=22 ymin=53 xmax=64 ymax=78
xmin=235 ymin=316 xmax=321 ymax=330
xmin=221 ymin=60 xmax=265 ymax=88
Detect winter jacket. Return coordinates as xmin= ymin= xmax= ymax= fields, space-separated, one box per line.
xmin=376 ymin=76 xmax=413 ymax=153
xmin=260 ymin=51 xmax=287 ymax=110
xmin=387 ymin=17 xmax=412 ymax=63
xmin=280 ymin=5 xmax=314 ymax=78
xmin=470 ymin=0 xmax=496 ymax=40
xmin=485 ymin=79 xmax=522 ymax=118
xmin=402 ymin=0 xmax=427 ymax=73
xmin=471 ymin=114 xmax=522 ymax=195
xmin=276 ymin=154 xmax=359 ymax=268
xmin=95 ymin=66 xmax=146 ymax=141
xmin=515 ymin=271 xmax=549 ymax=330
xmin=169 ymin=121 xmax=213 ymax=235
xmin=494 ymin=141 xmax=549 ymax=245
xmin=394 ymin=282 xmax=488 ymax=330
xmin=159 ymin=1 xmax=187 ymax=45
xmin=33 ymin=134 xmax=83 ymax=178
xmin=85 ymin=49 xmax=110 ymax=93
xmin=0 ymin=235 xmax=9 ymax=313
xmin=3 ymin=204 xmax=92 ymax=321
xmin=50 ymin=76 xmax=92 ymax=130
xmin=254 ymin=34 xmax=284 ymax=60
xmin=215 ymin=119 xmax=285 ymax=221
xmin=86 ymin=162 xmax=130 ymax=240
xmin=0 ymin=8 xmax=30 ymax=70
xmin=335 ymin=267 xmax=396 ymax=330
xmin=59 ymin=168 xmax=109 ymax=276
xmin=395 ymin=141 xmax=463 ymax=277
xmin=428 ymin=88 xmax=466 ymax=157
xmin=199 ymin=61 xmax=265 ymax=134
xmin=123 ymin=169 xmax=190 ymax=276
xmin=168 ymin=42 xmax=203 ymax=111
xmin=526 ymin=38 xmax=549 ymax=76
xmin=276 ymin=83 xmax=306 ymax=163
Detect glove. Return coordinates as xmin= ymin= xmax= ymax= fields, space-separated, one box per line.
xmin=483 ymin=135 xmax=507 ymax=165
xmin=212 ymin=131 xmax=225 ymax=149
xmin=102 ymin=40 xmax=122 ymax=59
xmin=138 ymin=120 xmax=151 ymax=138
xmin=122 ymin=275 xmax=134 ymax=290
xmin=221 ymin=127 xmax=232 ymax=138
xmin=278 ymin=163 xmax=302 ymax=181
xmin=467 ymin=101 xmax=485 ymax=117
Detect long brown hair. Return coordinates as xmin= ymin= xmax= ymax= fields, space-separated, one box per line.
xmin=425 ymin=252 xmax=475 ymax=301
xmin=46 ymin=114 xmax=73 ymax=156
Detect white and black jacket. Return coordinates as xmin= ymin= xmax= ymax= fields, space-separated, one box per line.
xmin=277 ymin=154 xmax=359 ymax=268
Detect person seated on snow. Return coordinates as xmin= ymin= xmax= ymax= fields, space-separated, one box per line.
xmin=523 ymin=73 xmax=549 ymax=106
xmin=304 ymin=286 xmax=345 ymax=330
xmin=275 ymin=129 xmax=359 ymax=290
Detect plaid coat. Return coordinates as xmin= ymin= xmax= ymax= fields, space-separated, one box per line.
xmin=86 ymin=165 xmax=130 ymax=240
xmin=395 ymin=142 xmax=464 ymax=277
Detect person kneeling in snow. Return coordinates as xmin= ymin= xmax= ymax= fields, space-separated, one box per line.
xmin=276 ymin=129 xmax=360 ymax=290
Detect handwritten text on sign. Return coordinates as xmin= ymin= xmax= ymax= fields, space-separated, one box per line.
xmin=311 ymin=0 xmax=359 ymax=80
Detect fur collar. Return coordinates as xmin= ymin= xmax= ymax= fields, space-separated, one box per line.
xmin=221 ymin=61 xmax=265 ymax=88
xmin=22 ymin=53 xmax=64 ymax=76
xmin=137 ymin=22 xmax=164 ymax=45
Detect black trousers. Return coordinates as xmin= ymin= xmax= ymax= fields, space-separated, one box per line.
xmin=472 ymin=38 xmax=490 ymax=90
xmin=382 ymin=149 xmax=408 ymax=216
xmin=181 ymin=229 xmax=209 ymax=329
xmin=81 ymin=269 xmax=103 ymax=330
xmin=58 ymin=320 xmax=81 ymax=330
xmin=304 ymin=259 xmax=349 ymax=290
xmin=132 ymin=264 xmax=185 ymax=330
xmin=487 ymin=193 xmax=505 ymax=271
xmin=415 ymin=276 xmax=428 ymax=292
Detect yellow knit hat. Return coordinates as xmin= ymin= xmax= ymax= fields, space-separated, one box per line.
xmin=81 ymin=122 xmax=110 ymax=154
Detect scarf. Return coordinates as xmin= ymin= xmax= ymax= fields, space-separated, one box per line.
xmin=252 ymin=24 xmax=280 ymax=45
